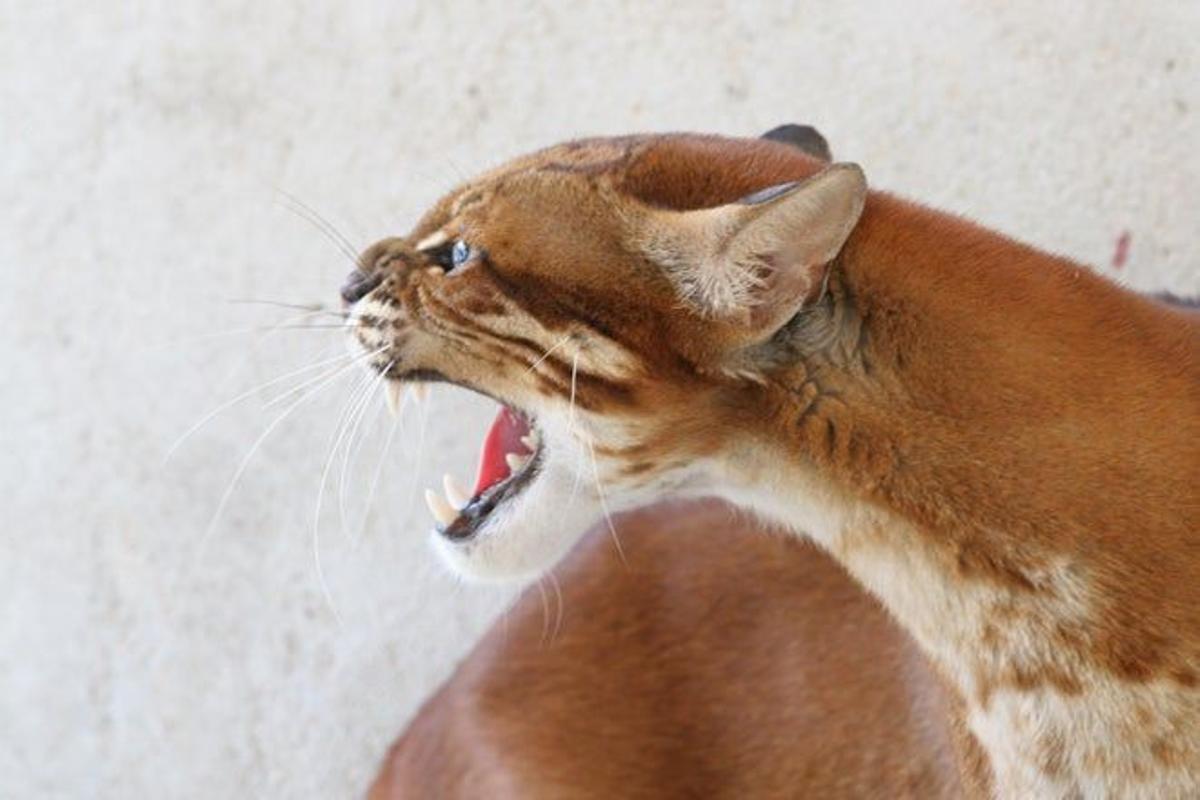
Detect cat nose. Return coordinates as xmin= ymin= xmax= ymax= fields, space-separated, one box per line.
xmin=340 ymin=269 xmax=383 ymax=305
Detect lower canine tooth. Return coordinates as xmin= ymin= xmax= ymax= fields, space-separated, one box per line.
xmin=520 ymin=434 xmax=538 ymax=450
xmin=505 ymin=453 xmax=530 ymax=472
xmin=424 ymin=489 xmax=458 ymax=526
xmin=385 ymin=382 xmax=403 ymax=417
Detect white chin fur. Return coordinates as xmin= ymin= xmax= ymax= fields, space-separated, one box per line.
xmin=430 ymin=460 xmax=603 ymax=582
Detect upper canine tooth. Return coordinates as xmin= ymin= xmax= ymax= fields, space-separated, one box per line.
xmin=424 ymin=489 xmax=458 ymax=527
xmin=442 ymin=473 xmax=470 ymax=509
xmin=505 ymin=453 xmax=530 ymax=472
xmin=385 ymin=382 xmax=404 ymax=417
xmin=410 ymin=383 xmax=430 ymax=404
xmin=520 ymin=434 xmax=538 ymax=450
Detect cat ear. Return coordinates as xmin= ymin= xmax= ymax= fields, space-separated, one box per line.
xmin=643 ymin=163 xmax=867 ymax=341
xmin=760 ymin=124 xmax=833 ymax=162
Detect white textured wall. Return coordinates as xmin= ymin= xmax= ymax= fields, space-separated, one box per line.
xmin=3 ymin=2 xmax=1197 ymax=797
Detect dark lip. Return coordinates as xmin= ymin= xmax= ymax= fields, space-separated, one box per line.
xmin=442 ymin=442 xmax=543 ymax=542
xmin=389 ymin=366 xmax=450 ymax=384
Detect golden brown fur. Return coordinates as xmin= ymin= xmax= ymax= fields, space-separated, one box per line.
xmin=370 ymin=501 xmax=990 ymax=799
xmin=347 ymin=131 xmax=1200 ymax=795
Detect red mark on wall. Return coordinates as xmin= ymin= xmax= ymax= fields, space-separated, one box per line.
xmin=1111 ymin=230 xmax=1131 ymax=270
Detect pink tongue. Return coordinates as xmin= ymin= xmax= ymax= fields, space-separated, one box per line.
xmin=474 ymin=406 xmax=532 ymax=495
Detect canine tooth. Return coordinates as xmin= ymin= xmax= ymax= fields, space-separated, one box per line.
xmin=424 ymin=489 xmax=458 ymax=527
xmin=505 ymin=453 xmax=530 ymax=472
xmin=442 ymin=473 xmax=470 ymax=509
xmin=520 ymin=433 xmax=538 ymax=450
xmin=385 ymin=382 xmax=403 ymax=417
xmin=411 ymin=383 xmax=430 ymax=404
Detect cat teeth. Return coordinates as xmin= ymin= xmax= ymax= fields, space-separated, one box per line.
xmin=410 ymin=383 xmax=430 ymax=404
xmin=520 ymin=432 xmax=540 ymax=451
xmin=442 ymin=473 xmax=470 ymax=509
xmin=424 ymin=489 xmax=458 ymax=527
xmin=505 ymin=452 xmax=530 ymax=472
xmin=385 ymin=382 xmax=404 ymax=417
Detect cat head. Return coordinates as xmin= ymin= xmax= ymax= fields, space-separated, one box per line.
xmin=343 ymin=127 xmax=866 ymax=580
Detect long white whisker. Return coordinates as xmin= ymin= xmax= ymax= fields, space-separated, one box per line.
xmin=566 ymin=343 xmax=587 ymax=503
xmin=568 ymin=350 xmax=580 ymax=433
xmin=211 ymin=325 xmax=342 ymax=405
xmin=399 ymin=392 xmax=432 ymax=523
xmin=586 ymin=438 xmax=627 ymax=568
xmin=535 ymin=578 xmax=550 ymax=648
xmin=311 ymin=364 xmax=388 ymax=623
xmin=152 ymin=309 xmax=343 ymax=352
xmin=225 ymin=298 xmax=337 ymax=314
xmin=338 ymin=362 xmax=391 ymax=542
xmin=316 ymin=371 xmax=376 ymax=535
xmin=547 ymin=569 xmax=564 ymax=646
xmin=261 ymin=347 xmax=377 ymax=410
xmin=280 ymin=191 xmax=362 ymax=259
xmin=523 ymin=334 xmax=572 ymax=375
xmin=273 ymin=188 xmax=362 ymax=267
xmin=197 ymin=348 xmax=378 ymax=550
xmin=352 ymin=408 xmax=402 ymax=549
xmin=165 ymin=346 xmax=363 ymax=463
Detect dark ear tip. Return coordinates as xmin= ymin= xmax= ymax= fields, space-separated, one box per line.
xmin=760 ymin=124 xmax=833 ymax=162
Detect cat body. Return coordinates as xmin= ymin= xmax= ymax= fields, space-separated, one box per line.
xmin=346 ymin=131 xmax=1199 ymax=796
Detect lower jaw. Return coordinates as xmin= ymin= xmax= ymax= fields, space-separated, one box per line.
xmin=424 ymin=401 xmax=542 ymax=541
xmin=441 ymin=450 xmax=542 ymax=541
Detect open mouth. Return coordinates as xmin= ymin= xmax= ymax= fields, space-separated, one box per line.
xmin=422 ymin=401 xmax=543 ymax=542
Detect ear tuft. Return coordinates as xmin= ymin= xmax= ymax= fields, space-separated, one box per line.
xmin=760 ymin=124 xmax=833 ymax=162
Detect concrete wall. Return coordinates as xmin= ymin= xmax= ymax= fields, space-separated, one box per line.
xmin=3 ymin=2 xmax=1196 ymax=796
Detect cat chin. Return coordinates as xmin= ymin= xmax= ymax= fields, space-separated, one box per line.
xmin=430 ymin=461 xmax=604 ymax=582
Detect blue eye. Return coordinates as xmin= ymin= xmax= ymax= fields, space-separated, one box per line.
xmin=450 ymin=240 xmax=472 ymax=270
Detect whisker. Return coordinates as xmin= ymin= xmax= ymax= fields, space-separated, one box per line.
xmin=547 ymin=569 xmax=564 ymax=646
xmin=352 ymin=407 xmax=402 ymax=549
xmin=535 ymin=578 xmax=550 ymax=648
xmin=278 ymin=190 xmax=362 ymax=258
xmin=197 ymin=346 xmax=381 ymax=550
xmin=226 ymin=298 xmax=341 ymax=315
xmin=311 ymin=366 xmax=385 ymax=623
xmin=165 ymin=346 xmax=365 ymax=462
xmin=261 ymin=348 xmax=377 ymax=410
xmin=398 ymin=390 xmax=433 ymax=524
xmin=566 ymin=343 xmax=588 ymax=504
xmin=210 ymin=315 xmax=342 ymax=402
xmin=586 ymin=438 xmax=627 ymax=568
xmin=249 ymin=324 xmax=352 ymax=330
xmin=523 ymin=334 xmax=572 ymax=375
xmin=273 ymin=188 xmax=362 ymax=267
xmin=568 ymin=350 xmax=580 ymax=433
xmin=338 ymin=361 xmax=392 ymax=542
xmin=278 ymin=198 xmax=360 ymax=261
xmin=152 ymin=309 xmax=342 ymax=351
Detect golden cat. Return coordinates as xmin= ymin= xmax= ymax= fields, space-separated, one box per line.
xmin=343 ymin=130 xmax=1199 ymax=796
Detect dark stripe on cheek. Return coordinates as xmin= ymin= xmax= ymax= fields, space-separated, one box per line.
xmin=480 ymin=259 xmax=635 ymax=349
xmin=420 ymin=281 xmax=638 ymax=410
xmin=422 ymin=292 xmax=548 ymax=364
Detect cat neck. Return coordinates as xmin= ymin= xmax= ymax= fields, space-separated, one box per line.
xmin=723 ymin=192 xmax=1200 ymax=796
